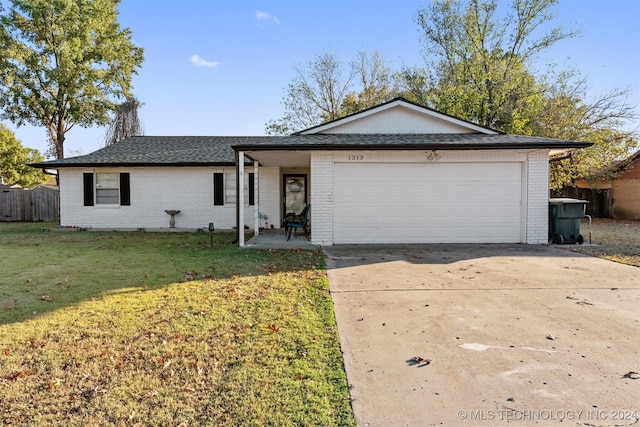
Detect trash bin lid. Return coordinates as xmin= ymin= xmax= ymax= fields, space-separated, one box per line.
xmin=549 ymin=198 xmax=589 ymax=205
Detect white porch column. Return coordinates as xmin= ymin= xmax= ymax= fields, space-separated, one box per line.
xmin=254 ymin=160 xmax=259 ymax=235
xmin=238 ymin=152 xmax=245 ymax=247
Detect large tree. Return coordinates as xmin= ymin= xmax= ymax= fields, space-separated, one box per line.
xmin=0 ymin=124 xmax=46 ymax=187
xmin=415 ymin=0 xmax=576 ymax=129
xmin=266 ymin=50 xmax=399 ymax=135
xmin=539 ymin=80 xmax=638 ymax=189
xmin=0 ymin=0 xmax=144 ymax=158
xmin=340 ymin=50 xmax=400 ymax=116
xmin=416 ymin=0 xmax=638 ymax=187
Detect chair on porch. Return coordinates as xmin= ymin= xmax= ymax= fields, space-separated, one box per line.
xmin=285 ymin=204 xmax=311 ymax=241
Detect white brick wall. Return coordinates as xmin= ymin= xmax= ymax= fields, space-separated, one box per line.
xmin=59 ymin=149 xmax=551 ymax=244
xmin=310 ymin=152 xmax=334 ymax=245
xmin=306 ymin=149 xmax=550 ymax=245
xmin=257 ymin=166 xmax=280 ymax=229
xmin=59 ymin=167 xmax=255 ymax=230
xmin=525 ymin=150 xmax=550 ymax=244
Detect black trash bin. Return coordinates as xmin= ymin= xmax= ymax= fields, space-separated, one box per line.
xmin=549 ymin=198 xmax=589 ymax=244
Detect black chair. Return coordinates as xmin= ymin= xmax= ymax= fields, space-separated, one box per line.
xmin=285 ymin=205 xmax=311 ymax=241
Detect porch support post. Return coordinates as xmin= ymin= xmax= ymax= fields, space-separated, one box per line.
xmin=254 ymin=160 xmax=259 ymax=235
xmin=238 ymin=151 xmax=245 ymax=247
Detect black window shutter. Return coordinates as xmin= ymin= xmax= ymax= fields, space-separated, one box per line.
xmin=248 ymin=173 xmax=255 ymax=206
xmin=83 ymin=173 xmax=94 ymax=206
xmin=120 ymin=173 xmax=130 ymax=206
xmin=213 ymin=173 xmax=224 ymax=206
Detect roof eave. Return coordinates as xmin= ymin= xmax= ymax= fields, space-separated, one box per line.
xmin=233 ymin=142 xmax=593 ymax=152
xmin=29 ymin=161 xmax=239 ymax=169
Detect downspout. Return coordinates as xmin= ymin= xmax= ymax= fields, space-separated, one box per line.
xmin=232 ymin=150 xmax=240 ymax=244
xmin=238 ymin=154 xmax=245 ymax=247
xmin=41 ymin=168 xmax=59 ymax=186
xmin=254 ymin=160 xmax=260 ymax=234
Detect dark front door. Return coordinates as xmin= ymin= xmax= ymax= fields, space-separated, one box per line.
xmin=283 ymin=174 xmax=307 ymax=218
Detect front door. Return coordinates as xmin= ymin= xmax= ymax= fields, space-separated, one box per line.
xmin=283 ymin=174 xmax=307 ymax=218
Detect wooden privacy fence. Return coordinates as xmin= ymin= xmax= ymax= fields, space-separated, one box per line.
xmin=0 ymin=188 xmax=60 ymax=222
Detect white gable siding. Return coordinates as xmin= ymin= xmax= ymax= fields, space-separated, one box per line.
xmin=59 ymin=167 xmax=255 ymax=230
xmin=321 ymin=106 xmax=477 ymax=134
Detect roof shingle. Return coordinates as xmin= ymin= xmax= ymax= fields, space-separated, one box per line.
xmin=30 ymin=134 xmax=591 ymax=168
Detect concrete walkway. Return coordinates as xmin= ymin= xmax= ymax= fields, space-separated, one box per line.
xmin=324 ymin=244 xmax=640 ymax=427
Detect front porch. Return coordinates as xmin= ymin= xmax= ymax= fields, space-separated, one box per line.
xmin=243 ymin=228 xmax=319 ymax=250
xmin=236 ymin=149 xmax=313 ymax=247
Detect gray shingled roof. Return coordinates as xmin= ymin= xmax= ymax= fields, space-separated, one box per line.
xmin=30 ymin=136 xmax=259 ymax=168
xmin=30 ymin=134 xmax=591 ymax=168
xmin=233 ymin=133 xmax=591 ymax=151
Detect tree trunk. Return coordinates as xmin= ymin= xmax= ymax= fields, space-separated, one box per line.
xmin=52 ymin=117 xmax=66 ymax=159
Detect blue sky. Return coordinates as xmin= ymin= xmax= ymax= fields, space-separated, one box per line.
xmin=5 ymin=0 xmax=640 ymax=158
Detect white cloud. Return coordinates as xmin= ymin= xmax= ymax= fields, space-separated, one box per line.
xmin=256 ymin=10 xmax=280 ymax=24
xmin=190 ymin=54 xmax=219 ymax=68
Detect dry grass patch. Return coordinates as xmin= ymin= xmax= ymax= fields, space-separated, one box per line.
xmin=560 ymin=218 xmax=640 ymax=267
xmin=0 ymin=223 xmax=355 ymax=426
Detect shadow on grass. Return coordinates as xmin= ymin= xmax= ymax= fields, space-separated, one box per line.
xmin=0 ymin=222 xmax=324 ymax=326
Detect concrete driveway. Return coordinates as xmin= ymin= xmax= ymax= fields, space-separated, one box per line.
xmin=324 ymin=244 xmax=639 ymax=427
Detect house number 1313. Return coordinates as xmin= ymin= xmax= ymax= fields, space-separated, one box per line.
xmin=348 ymin=155 xmax=364 ymax=160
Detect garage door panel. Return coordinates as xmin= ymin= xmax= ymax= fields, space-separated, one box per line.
xmin=334 ymin=162 xmax=522 ymax=244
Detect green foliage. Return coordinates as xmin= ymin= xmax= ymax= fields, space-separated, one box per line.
xmin=416 ymin=0 xmax=638 ymax=188
xmin=415 ymin=0 xmax=575 ymax=129
xmin=0 ymin=123 xmax=46 ymax=186
xmin=0 ymin=224 xmax=356 ymax=426
xmin=267 ymin=0 xmax=638 ymax=187
xmin=537 ymin=80 xmax=639 ymax=189
xmin=0 ymin=0 xmax=144 ymax=158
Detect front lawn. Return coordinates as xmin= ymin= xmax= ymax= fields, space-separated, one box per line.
xmin=0 ymin=223 xmax=355 ymax=426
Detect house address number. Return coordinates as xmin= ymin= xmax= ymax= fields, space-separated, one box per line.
xmin=348 ymin=155 xmax=364 ymax=160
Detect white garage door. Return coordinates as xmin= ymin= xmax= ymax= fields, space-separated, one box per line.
xmin=333 ymin=162 xmax=523 ymax=244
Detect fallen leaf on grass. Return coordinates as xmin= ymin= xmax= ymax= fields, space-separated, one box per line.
xmin=6 ymin=369 xmax=37 ymax=380
xmin=28 ymin=339 xmax=47 ymax=349
xmin=266 ymin=324 xmax=280 ymax=333
xmin=48 ymin=378 xmax=62 ymax=391
xmin=262 ymin=263 xmax=278 ymax=274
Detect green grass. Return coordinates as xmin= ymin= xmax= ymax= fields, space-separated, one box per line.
xmin=0 ymin=223 xmax=356 ymax=426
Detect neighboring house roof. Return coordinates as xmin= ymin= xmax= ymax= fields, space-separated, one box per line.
xmin=28 ymin=184 xmax=59 ymax=191
xmin=614 ymin=149 xmax=640 ymax=172
xmin=0 ymin=183 xmax=23 ymax=189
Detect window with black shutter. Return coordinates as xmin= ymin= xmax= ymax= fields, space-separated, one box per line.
xmin=248 ymin=172 xmax=255 ymax=206
xmin=84 ymin=172 xmax=130 ymax=206
xmin=120 ymin=173 xmax=130 ymax=206
xmin=213 ymin=173 xmax=224 ymax=205
xmin=83 ymin=173 xmax=94 ymax=206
